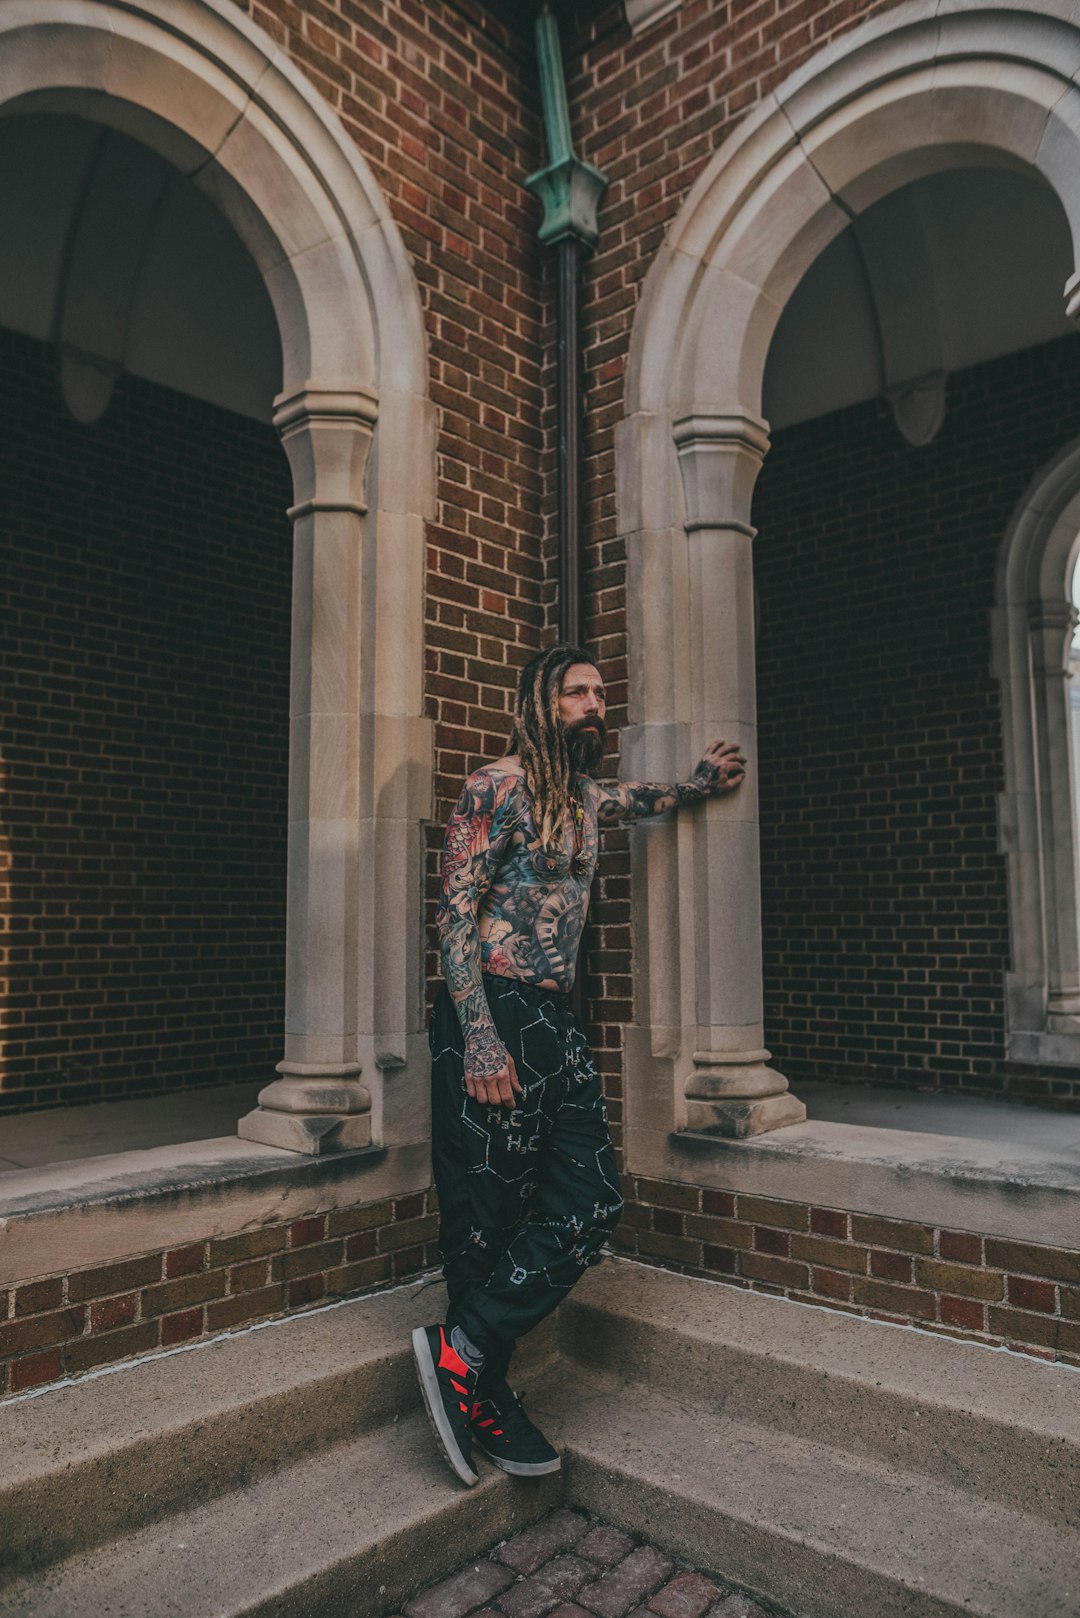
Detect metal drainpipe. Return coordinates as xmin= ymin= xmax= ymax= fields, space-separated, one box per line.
xmin=525 ymin=4 xmax=607 ymax=645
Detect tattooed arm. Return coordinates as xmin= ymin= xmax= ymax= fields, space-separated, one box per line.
xmin=590 ymin=738 xmax=747 ymax=827
xmin=436 ymin=768 xmax=525 ymax=1107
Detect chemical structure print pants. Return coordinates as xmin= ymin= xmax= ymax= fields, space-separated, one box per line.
xmin=429 ymin=974 xmax=624 ymax=1381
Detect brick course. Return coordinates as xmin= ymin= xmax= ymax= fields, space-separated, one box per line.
xmin=614 ymin=1176 xmax=1080 ymax=1368
xmin=0 ymin=1190 xmax=438 ymax=1398
xmin=5 ymin=1178 xmax=1078 ymax=1394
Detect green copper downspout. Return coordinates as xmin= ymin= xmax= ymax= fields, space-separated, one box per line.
xmin=525 ymin=4 xmax=607 ymax=645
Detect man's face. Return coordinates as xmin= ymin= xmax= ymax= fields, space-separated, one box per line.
xmin=559 ymin=663 xmax=607 ymax=773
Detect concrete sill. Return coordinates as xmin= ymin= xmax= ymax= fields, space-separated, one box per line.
xmin=670 ymin=1116 xmax=1080 ymax=1247
xmin=0 ymin=1135 xmax=431 ymax=1287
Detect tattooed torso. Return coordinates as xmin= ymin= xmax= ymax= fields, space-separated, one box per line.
xmin=477 ymin=778 xmax=599 ymax=992
xmin=436 ymin=752 xmax=732 ymax=1080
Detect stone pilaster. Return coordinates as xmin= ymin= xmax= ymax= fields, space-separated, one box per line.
xmin=672 ymin=411 xmax=806 ymax=1138
xmin=238 ymin=384 xmax=379 ymax=1154
xmin=1028 ymin=600 xmax=1080 ymax=1020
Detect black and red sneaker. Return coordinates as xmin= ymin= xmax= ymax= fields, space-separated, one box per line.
xmin=470 ymin=1381 xmax=561 ymax=1477
xmin=411 ymin=1324 xmax=480 ymax=1486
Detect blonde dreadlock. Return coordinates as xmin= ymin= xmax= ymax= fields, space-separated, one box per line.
xmin=509 ymin=643 xmax=596 ymax=851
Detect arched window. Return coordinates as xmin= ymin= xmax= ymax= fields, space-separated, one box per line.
xmin=1071 ymin=566 xmax=1080 ymax=839
xmin=995 ymin=442 xmax=1080 ymax=1064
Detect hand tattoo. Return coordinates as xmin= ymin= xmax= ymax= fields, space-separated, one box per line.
xmin=675 ymin=758 xmax=721 ymax=805
xmin=590 ymin=741 xmax=746 ymax=826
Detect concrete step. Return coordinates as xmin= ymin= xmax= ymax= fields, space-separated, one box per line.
xmin=0 ymin=1275 xmax=555 ymax=1584
xmin=0 ymin=1409 xmax=561 ymax=1618
xmin=558 ymin=1259 xmax=1080 ymax=1528
xmin=533 ymin=1358 xmax=1079 ymax=1618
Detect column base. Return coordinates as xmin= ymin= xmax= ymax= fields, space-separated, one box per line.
xmin=684 ymin=1049 xmax=806 ymax=1137
xmin=237 ymin=1064 xmax=372 ymax=1157
xmin=237 ymin=1108 xmax=372 ymax=1154
xmin=684 ymin=1090 xmax=807 ymax=1139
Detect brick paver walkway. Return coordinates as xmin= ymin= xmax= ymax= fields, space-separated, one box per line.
xmin=390 ymin=1507 xmax=799 ymax=1618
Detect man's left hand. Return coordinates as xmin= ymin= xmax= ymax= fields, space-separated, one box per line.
xmin=690 ymin=739 xmax=747 ymax=795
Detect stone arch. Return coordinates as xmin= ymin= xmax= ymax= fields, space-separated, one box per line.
xmin=994 ymin=438 xmax=1080 ymax=1066
xmin=629 ymin=0 xmax=1080 ymax=425
xmin=0 ymin=0 xmax=436 ymax=1153
xmin=617 ymin=0 xmax=1080 ymax=1164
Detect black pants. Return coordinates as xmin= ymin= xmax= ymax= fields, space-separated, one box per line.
xmin=429 ymin=975 xmax=623 ymax=1378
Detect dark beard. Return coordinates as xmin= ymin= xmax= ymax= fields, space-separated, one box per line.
xmin=565 ymin=716 xmax=606 ymax=776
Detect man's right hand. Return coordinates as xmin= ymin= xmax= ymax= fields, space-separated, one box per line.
xmin=464 ymin=1033 xmax=524 ymax=1108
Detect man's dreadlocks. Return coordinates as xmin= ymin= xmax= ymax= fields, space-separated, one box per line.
xmin=509 ymin=643 xmax=597 ymax=852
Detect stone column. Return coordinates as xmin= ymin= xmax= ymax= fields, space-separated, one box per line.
xmin=672 ymin=411 xmax=806 ymax=1138
xmin=1029 ymin=600 xmax=1080 ymax=1018
xmin=238 ymin=385 xmax=379 ymax=1154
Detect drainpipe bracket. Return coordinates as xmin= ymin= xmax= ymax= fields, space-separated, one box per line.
xmin=525 ymin=155 xmax=608 ymax=251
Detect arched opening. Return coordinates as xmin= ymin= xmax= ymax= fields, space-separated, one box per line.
xmin=618 ymin=0 xmax=1080 ymax=1171
xmin=994 ymin=435 xmax=1080 ymax=1072
xmin=0 ymin=0 xmax=435 ymax=1169
xmin=0 ymin=110 xmax=291 ymax=1126
xmin=752 ymin=161 xmax=1078 ymax=1102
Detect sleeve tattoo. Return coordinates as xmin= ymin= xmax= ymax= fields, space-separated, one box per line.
xmin=435 ymin=770 xmax=521 ymax=1079
xmin=591 ymin=756 xmax=723 ymax=826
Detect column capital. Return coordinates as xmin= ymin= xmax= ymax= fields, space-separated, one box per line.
xmin=671 ymin=409 xmax=771 ymax=456
xmin=272 ymin=382 xmax=380 ymax=432
xmin=273 ymin=382 xmax=380 ymax=520
xmin=672 ymin=409 xmax=771 ymax=533
xmin=1028 ymin=600 xmax=1077 ymax=673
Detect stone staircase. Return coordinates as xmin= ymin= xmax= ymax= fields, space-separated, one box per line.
xmin=0 ymin=1277 xmax=560 ymax=1618
xmin=1 ymin=1259 xmax=1077 ymax=1617
xmin=544 ymin=1261 xmax=1080 ymax=1618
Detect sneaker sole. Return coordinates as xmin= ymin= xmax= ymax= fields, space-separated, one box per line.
xmin=473 ymin=1442 xmax=562 ymax=1478
xmin=411 ymin=1326 xmax=479 ymax=1488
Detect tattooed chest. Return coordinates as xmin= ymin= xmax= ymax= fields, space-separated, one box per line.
xmin=478 ymin=831 xmax=596 ymax=989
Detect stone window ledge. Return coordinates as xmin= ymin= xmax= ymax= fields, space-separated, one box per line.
xmin=628 ymin=1113 xmax=1080 ymax=1250
xmin=0 ymin=1137 xmax=428 ymax=1289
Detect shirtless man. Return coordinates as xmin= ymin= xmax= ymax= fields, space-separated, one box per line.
xmin=412 ymin=642 xmax=747 ymax=1486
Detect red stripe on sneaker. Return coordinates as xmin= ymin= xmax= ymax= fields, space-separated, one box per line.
xmin=437 ymin=1328 xmax=470 ymax=1378
xmin=450 ymin=1379 xmax=468 ymax=1395
xmin=478 ymin=1418 xmax=495 ymax=1428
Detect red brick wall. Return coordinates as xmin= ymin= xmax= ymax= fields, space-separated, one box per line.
xmin=222 ymin=0 xmax=553 ymax=995
xmin=5 ymin=1175 xmax=1076 ymax=1397
xmin=754 ymin=335 xmax=1080 ymax=1105
xmin=614 ymin=1176 xmax=1080 ymax=1369
xmin=0 ymin=324 xmax=293 ymax=1113
xmin=0 ymin=1190 xmax=438 ymax=1397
